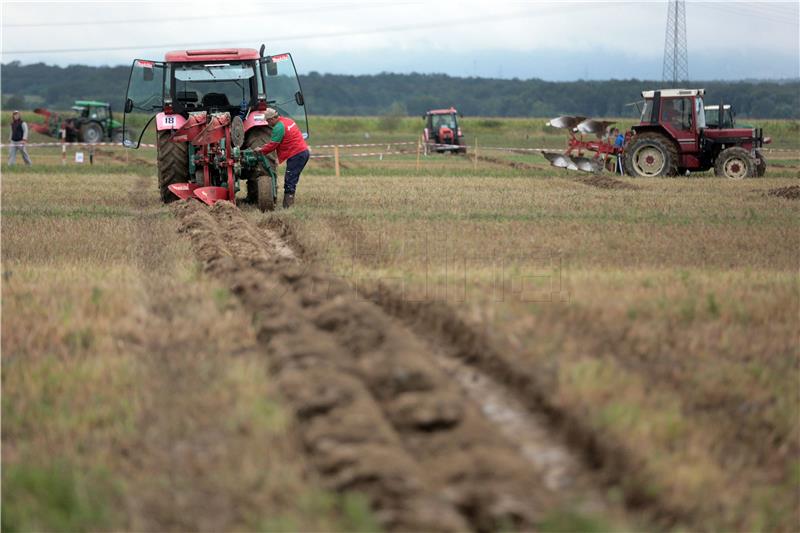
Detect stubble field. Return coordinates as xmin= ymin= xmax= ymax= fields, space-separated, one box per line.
xmin=2 ymin=114 xmax=799 ymax=532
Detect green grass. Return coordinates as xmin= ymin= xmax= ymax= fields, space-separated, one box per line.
xmin=2 ymin=462 xmax=118 ymax=533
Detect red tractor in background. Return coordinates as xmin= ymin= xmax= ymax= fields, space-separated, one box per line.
xmin=423 ymin=107 xmax=467 ymax=154
xmin=123 ymin=45 xmax=308 ymax=211
xmin=545 ymin=88 xmax=770 ymax=178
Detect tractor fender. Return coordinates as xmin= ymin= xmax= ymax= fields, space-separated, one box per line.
xmin=242 ymin=112 xmax=270 ymax=133
xmin=155 ymin=112 xmax=187 ymax=131
xmin=629 ymin=125 xmax=679 ymax=150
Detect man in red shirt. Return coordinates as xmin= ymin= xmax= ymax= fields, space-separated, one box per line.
xmin=259 ymin=108 xmax=310 ymax=208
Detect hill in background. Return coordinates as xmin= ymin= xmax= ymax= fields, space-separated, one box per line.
xmin=2 ymin=61 xmax=798 ymax=119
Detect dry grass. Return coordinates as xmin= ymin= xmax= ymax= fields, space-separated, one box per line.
xmin=2 ymin=118 xmax=798 ymax=531
xmin=1 ymin=171 xmax=377 ymax=532
xmin=272 ymin=165 xmax=799 ymax=530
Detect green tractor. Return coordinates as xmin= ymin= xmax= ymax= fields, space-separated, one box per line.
xmin=32 ymin=100 xmax=132 ymax=143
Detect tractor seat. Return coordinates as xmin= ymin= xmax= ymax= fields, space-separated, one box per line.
xmin=201 ymin=93 xmax=231 ymax=108
xmin=177 ymin=91 xmax=199 ymax=103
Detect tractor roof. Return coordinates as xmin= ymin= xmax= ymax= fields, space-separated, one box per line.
xmin=165 ymin=48 xmax=260 ymax=62
xmin=74 ymin=100 xmax=109 ymax=107
xmin=426 ymin=107 xmax=458 ymax=115
xmin=641 ymin=88 xmax=705 ymax=98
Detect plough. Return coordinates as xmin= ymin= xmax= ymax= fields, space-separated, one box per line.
xmin=542 ymin=115 xmax=624 ymax=173
xmin=167 ymin=112 xmax=277 ymax=208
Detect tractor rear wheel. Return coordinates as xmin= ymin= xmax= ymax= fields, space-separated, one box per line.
xmin=623 ymin=133 xmax=678 ymax=177
xmin=714 ymin=147 xmax=755 ymax=179
xmin=755 ymin=153 xmax=767 ymax=177
xmin=157 ymin=130 xmax=189 ymax=203
xmin=242 ymin=128 xmax=278 ymax=204
xmin=80 ymin=122 xmax=103 ymax=144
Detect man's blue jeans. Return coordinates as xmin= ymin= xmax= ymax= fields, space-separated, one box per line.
xmin=284 ymin=150 xmax=309 ymax=194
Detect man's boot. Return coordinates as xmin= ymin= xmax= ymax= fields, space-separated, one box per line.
xmin=283 ymin=193 xmax=295 ymax=208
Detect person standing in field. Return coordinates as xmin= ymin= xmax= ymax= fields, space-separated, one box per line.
xmin=259 ymin=108 xmax=309 ymax=208
xmin=8 ymin=110 xmax=32 ymax=166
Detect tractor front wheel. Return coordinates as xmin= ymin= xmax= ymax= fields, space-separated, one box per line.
xmin=755 ymin=153 xmax=767 ymax=177
xmin=157 ymin=130 xmax=189 ymax=203
xmin=624 ymin=133 xmax=678 ymax=177
xmin=80 ymin=122 xmax=103 ymax=144
xmin=714 ymin=147 xmax=755 ymax=179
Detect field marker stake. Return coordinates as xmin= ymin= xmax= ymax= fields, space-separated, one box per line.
xmin=61 ymin=129 xmax=66 ymax=166
xmin=416 ymin=136 xmax=421 ymax=172
xmin=334 ymin=145 xmax=341 ymax=177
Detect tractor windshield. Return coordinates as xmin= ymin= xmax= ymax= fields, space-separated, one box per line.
xmin=432 ymin=114 xmax=457 ymax=129
xmin=260 ymin=53 xmax=308 ymax=136
xmin=173 ymin=62 xmax=256 ymax=112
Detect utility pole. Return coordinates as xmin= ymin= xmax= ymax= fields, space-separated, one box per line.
xmin=662 ymin=0 xmax=689 ymax=87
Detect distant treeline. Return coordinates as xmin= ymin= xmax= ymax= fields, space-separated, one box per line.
xmin=2 ymin=61 xmax=798 ymax=119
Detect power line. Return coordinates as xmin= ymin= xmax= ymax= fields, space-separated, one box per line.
xmin=692 ymin=3 xmax=798 ymax=25
xmin=2 ymin=5 xmax=605 ymax=56
xmin=1 ymin=3 xmax=399 ymax=27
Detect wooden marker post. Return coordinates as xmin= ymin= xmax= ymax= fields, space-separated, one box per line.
xmin=61 ymin=129 xmax=66 ymax=166
xmin=334 ymin=145 xmax=341 ymax=177
xmin=416 ymin=135 xmax=421 ymax=172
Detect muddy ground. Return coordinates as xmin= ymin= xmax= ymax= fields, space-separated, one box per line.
xmin=172 ymin=201 xmax=638 ymax=532
xmin=765 ymin=184 xmax=800 ymax=200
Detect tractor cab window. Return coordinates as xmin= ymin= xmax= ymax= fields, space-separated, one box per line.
xmin=661 ymin=97 xmax=692 ymax=131
xmin=260 ymin=53 xmax=308 ymax=136
xmin=123 ymin=59 xmax=166 ymax=147
xmin=91 ymin=106 xmax=108 ymax=121
xmin=641 ymin=100 xmax=653 ymax=123
xmin=694 ymin=97 xmax=706 ymax=130
xmin=173 ymin=62 xmax=256 ymax=112
xmin=432 ymin=114 xmax=457 ymax=130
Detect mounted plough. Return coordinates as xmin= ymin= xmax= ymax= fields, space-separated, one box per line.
xmin=542 ymin=115 xmax=623 ymax=173
xmin=166 ymin=112 xmax=278 ymax=210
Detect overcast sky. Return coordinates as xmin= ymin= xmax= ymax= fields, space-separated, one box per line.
xmin=1 ymin=0 xmax=798 ymax=80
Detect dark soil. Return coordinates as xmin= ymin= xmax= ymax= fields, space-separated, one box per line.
xmin=574 ymin=175 xmax=640 ymax=190
xmin=765 ymin=185 xmax=800 ymax=200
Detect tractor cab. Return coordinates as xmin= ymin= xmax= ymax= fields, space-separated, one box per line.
xmin=123 ymin=47 xmax=308 ymax=148
xmin=423 ymin=107 xmax=467 ymax=153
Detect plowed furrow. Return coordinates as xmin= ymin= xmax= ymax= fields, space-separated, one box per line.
xmin=173 ymin=201 xmax=562 ymax=532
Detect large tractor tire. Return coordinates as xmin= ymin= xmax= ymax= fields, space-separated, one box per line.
xmin=623 ymin=132 xmax=678 ymax=177
xmin=242 ymin=128 xmax=278 ymax=204
xmin=80 ymin=122 xmax=104 ymax=144
xmin=157 ymin=130 xmax=189 ymax=203
xmin=714 ymin=146 xmax=756 ymax=179
xmin=755 ymin=153 xmax=767 ymax=177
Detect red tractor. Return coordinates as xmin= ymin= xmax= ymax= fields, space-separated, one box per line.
xmin=123 ymin=45 xmax=308 ymax=210
xmin=545 ymin=89 xmax=770 ymax=178
xmin=423 ymin=107 xmax=467 ymax=154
